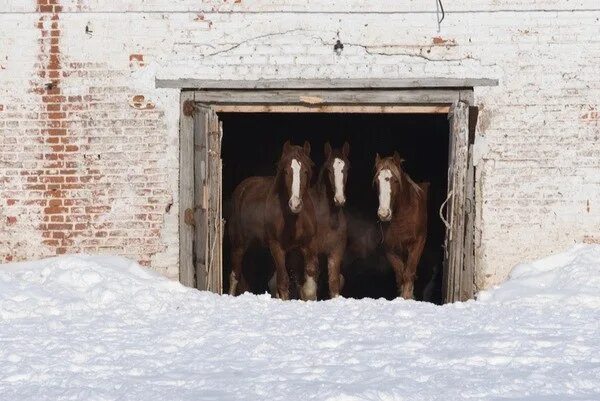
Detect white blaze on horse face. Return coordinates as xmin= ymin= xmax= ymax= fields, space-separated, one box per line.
xmin=333 ymin=158 xmax=346 ymax=205
xmin=289 ymin=159 xmax=302 ymax=212
xmin=377 ymin=169 xmax=393 ymax=221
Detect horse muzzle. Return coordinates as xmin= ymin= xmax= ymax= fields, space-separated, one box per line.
xmin=289 ymin=197 xmax=303 ymax=214
xmin=334 ymin=195 xmax=346 ymax=207
xmin=377 ymin=209 xmax=392 ymax=222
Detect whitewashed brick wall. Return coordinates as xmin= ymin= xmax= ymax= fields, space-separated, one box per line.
xmin=1 ymin=0 xmax=598 ymax=288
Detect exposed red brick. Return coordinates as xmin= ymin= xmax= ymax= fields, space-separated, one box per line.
xmin=85 ymin=206 xmax=110 ymax=214
xmin=432 ymin=36 xmax=457 ymax=46
xmin=2 ymin=0 xmax=168 ymax=269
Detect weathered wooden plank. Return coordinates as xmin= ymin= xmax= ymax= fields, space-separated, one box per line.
xmin=157 ymin=78 xmax=498 ymax=90
xmin=216 ymin=121 xmax=224 ymax=294
xmin=459 ymin=89 xmax=474 ymax=105
xmin=194 ymin=107 xmax=209 ymax=291
xmin=461 ymin=147 xmax=476 ymax=301
xmin=443 ymin=101 xmax=470 ymax=303
xmin=178 ymin=91 xmax=195 ymax=288
xmin=205 ymin=111 xmax=223 ymax=294
xmin=194 ymin=89 xmax=461 ymax=105
xmin=213 ymin=104 xmax=451 ymax=114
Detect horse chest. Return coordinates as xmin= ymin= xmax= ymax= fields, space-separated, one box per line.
xmin=383 ymin=222 xmax=413 ymax=249
xmin=273 ymin=215 xmax=314 ymax=249
xmin=317 ymin=216 xmax=345 ymax=252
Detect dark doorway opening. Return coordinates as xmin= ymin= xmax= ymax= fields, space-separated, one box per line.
xmin=220 ymin=113 xmax=449 ymax=304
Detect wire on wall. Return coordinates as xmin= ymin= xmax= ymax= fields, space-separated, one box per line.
xmin=435 ymin=0 xmax=445 ymax=32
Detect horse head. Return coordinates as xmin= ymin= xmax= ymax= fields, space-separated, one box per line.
xmin=373 ymin=151 xmax=404 ymax=222
xmin=278 ymin=140 xmax=314 ymax=214
xmin=322 ymin=141 xmax=350 ymax=207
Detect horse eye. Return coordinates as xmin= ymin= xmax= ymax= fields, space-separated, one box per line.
xmin=386 ymin=177 xmax=390 ymax=182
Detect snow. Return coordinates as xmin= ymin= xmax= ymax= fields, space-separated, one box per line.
xmin=1 ymin=245 xmax=599 ymax=401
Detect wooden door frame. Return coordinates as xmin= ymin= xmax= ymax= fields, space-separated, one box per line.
xmin=173 ymin=79 xmax=498 ymax=301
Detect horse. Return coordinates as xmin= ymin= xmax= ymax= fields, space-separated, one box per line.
xmin=270 ymin=142 xmax=350 ymax=299
xmin=313 ymin=142 xmax=350 ymax=298
xmin=228 ymin=140 xmax=318 ymax=301
xmin=373 ymin=151 xmax=428 ymax=299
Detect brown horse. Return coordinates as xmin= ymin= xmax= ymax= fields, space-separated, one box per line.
xmin=269 ymin=142 xmax=350 ymax=299
xmin=228 ymin=141 xmax=318 ymax=300
xmin=312 ymin=142 xmax=350 ymax=298
xmin=374 ymin=152 xmax=428 ymax=299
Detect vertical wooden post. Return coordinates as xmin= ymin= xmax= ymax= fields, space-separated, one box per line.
xmin=461 ymin=147 xmax=475 ymax=301
xmin=443 ymin=101 xmax=470 ymax=303
xmin=194 ymin=107 xmax=209 ymax=291
xmin=179 ymin=91 xmax=195 ymax=287
xmin=205 ymin=111 xmax=223 ymax=294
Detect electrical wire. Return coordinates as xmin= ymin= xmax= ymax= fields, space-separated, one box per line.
xmin=435 ymin=0 xmax=445 ymax=32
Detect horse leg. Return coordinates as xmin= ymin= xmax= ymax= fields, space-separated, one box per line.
xmin=402 ymin=238 xmax=426 ymax=300
xmin=268 ymin=241 xmax=289 ymax=300
xmin=228 ymin=245 xmax=246 ymax=296
xmin=385 ymin=251 xmax=407 ymax=299
xmin=327 ymin=250 xmax=343 ymax=299
xmin=267 ymin=271 xmax=278 ymax=298
xmin=301 ymin=249 xmax=319 ymax=301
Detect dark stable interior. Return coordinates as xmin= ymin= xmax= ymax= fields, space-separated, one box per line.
xmin=220 ymin=112 xmax=449 ymax=304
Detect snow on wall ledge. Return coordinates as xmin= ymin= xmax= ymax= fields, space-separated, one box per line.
xmin=0 ymin=244 xmax=599 ymax=400
xmin=0 ymin=1 xmax=599 ymax=288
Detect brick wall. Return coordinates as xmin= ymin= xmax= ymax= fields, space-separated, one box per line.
xmin=1 ymin=1 xmax=599 ymax=287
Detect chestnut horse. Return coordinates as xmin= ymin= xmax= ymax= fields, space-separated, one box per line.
xmin=269 ymin=142 xmax=350 ymax=299
xmin=228 ymin=141 xmax=318 ymax=300
xmin=374 ymin=152 xmax=428 ymax=299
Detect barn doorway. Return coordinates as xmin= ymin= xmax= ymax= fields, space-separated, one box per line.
xmin=220 ymin=113 xmax=448 ymax=304
xmin=172 ymin=79 xmax=496 ymax=303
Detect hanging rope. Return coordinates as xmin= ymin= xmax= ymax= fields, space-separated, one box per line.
xmin=435 ymin=0 xmax=445 ymax=32
xmin=439 ymin=189 xmax=453 ymax=232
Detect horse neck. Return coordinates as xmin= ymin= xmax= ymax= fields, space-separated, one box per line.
xmin=391 ymin=171 xmax=414 ymax=213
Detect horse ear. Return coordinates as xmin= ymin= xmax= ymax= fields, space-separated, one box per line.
xmin=303 ymin=140 xmax=311 ymax=156
xmin=342 ymin=141 xmax=350 ymax=158
xmin=283 ymin=140 xmax=291 ymax=152
xmin=393 ymin=151 xmax=404 ymax=166
xmin=375 ymin=153 xmax=381 ymax=164
xmin=324 ymin=142 xmax=332 ymax=159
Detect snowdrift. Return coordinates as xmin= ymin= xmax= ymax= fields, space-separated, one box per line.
xmin=478 ymin=243 xmax=600 ymax=305
xmin=1 ymin=245 xmax=599 ymax=400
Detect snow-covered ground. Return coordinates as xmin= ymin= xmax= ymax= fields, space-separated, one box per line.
xmin=1 ymin=245 xmax=599 ymax=401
